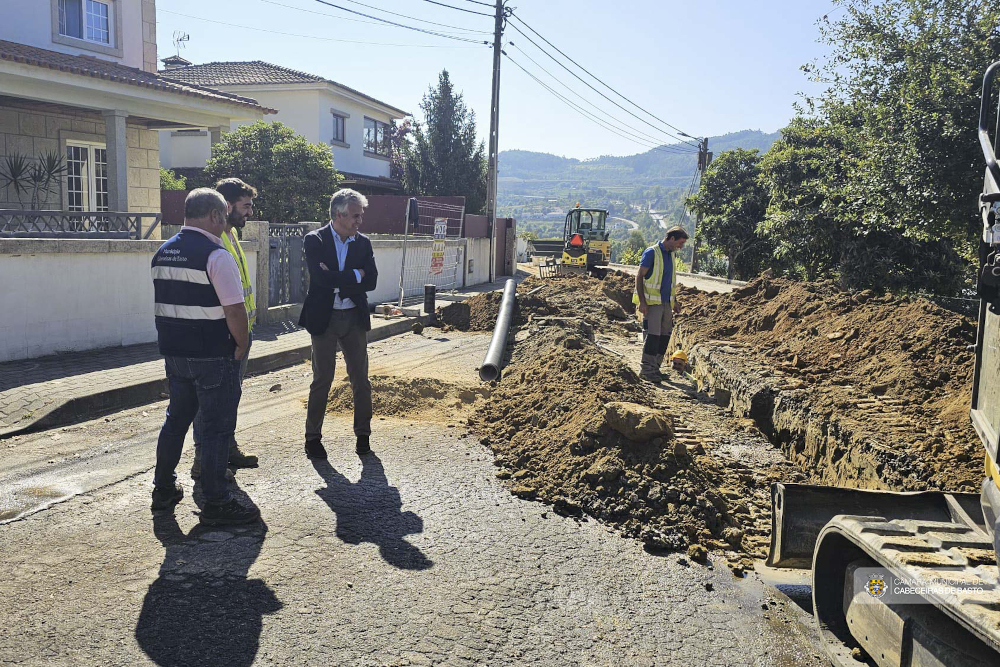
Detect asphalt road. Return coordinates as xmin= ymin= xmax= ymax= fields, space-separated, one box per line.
xmin=0 ymin=331 xmax=821 ymax=666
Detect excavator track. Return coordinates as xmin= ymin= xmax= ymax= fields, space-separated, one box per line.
xmin=812 ymin=514 xmax=1000 ymax=666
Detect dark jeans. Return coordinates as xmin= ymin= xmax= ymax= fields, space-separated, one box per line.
xmin=193 ymin=336 xmax=251 ymax=449
xmin=155 ymin=355 xmax=241 ymax=504
xmin=305 ymin=309 xmax=372 ymax=441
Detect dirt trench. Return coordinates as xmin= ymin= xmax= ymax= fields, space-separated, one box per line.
xmin=674 ymin=272 xmax=980 ymax=493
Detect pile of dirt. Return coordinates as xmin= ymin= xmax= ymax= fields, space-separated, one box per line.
xmin=678 ymin=271 xmax=980 ymax=491
xmin=469 ymin=324 xmax=753 ymax=554
xmin=437 ymin=271 xmax=640 ymax=334
xmin=326 ymin=376 xmax=489 ymax=421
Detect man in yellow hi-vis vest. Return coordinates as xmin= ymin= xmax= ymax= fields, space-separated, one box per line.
xmin=633 ymin=225 xmax=689 ymax=382
xmin=191 ymin=177 xmax=259 ymax=480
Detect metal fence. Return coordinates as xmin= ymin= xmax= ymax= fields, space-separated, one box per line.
xmin=397 ymin=198 xmax=466 ymax=306
xmin=268 ymin=223 xmax=311 ymax=306
xmin=0 ymin=210 xmax=162 ymax=239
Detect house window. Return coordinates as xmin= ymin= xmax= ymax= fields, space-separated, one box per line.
xmin=364 ymin=117 xmax=390 ymax=157
xmin=332 ymin=114 xmax=346 ymax=144
xmin=66 ymin=142 xmax=109 ymax=212
xmin=59 ymin=0 xmax=112 ymax=45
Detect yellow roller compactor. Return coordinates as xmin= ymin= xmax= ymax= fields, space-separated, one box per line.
xmin=768 ymin=61 xmax=1000 ymax=666
xmin=560 ymin=205 xmax=610 ymax=276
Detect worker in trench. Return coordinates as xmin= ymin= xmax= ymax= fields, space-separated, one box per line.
xmin=633 ymin=225 xmax=689 ymax=382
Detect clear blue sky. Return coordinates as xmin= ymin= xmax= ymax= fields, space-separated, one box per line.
xmin=156 ymin=0 xmax=835 ymax=159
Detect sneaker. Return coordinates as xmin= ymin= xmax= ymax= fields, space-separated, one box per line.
xmin=228 ymin=442 xmax=259 ymax=468
xmin=191 ymin=451 xmax=235 ymax=481
xmin=151 ymin=483 xmax=183 ymax=513
xmin=356 ymin=434 xmax=371 ymax=456
xmin=199 ymin=498 xmax=261 ymax=526
xmin=305 ymin=438 xmax=327 ymax=460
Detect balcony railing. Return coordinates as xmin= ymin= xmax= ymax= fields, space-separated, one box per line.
xmin=0 ymin=210 xmax=162 ymax=239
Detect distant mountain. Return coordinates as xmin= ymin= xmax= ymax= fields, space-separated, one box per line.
xmin=498 ymin=130 xmax=781 ymax=186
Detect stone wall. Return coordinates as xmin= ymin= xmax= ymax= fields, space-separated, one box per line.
xmin=0 ymin=101 xmax=160 ymax=215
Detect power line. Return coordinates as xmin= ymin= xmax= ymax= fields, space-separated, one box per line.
xmin=508 ymin=42 xmax=693 ymax=152
xmin=312 ymin=0 xmax=489 ymax=43
xmin=419 ymin=0 xmax=493 ymax=17
xmin=507 ymin=21 xmax=700 ymax=149
xmin=505 ymin=53 xmax=695 ymax=155
xmin=159 ymin=9 xmax=486 ymax=47
xmin=262 ymin=0 xmax=489 ymax=34
xmin=278 ymin=0 xmax=491 ymax=33
xmin=508 ymin=13 xmax=701 ymax=146
xmin=455 ymin=0 xmax=493 ymax=6
xmin=505 ymin=53 xmax=698 ymax=157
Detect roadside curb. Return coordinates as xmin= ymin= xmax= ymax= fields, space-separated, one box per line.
xmin=0 ymin=315 xmax=427 ymax=439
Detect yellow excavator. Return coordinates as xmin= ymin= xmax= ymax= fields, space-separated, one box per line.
xmin=560 ymin=205 xmax=610 ymax=277
xmin=768 ymin=61 xmax=1000 ymax=666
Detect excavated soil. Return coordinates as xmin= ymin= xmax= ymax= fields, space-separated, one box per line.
xmin=326 ymin=376 xmax=490 ymax=422
xmin=676 ymin=271 xmax=980 ymax=492
xmin=469 ymin=324 xmax=769 ymax=557
xmin=436 ymin=272 xmax=640 ymax=335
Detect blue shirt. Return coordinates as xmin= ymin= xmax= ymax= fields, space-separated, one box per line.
xmin=329 ymin=224 xmax=362 ymax=310
xmin=639 ymin=242 xmax=672 ymax=302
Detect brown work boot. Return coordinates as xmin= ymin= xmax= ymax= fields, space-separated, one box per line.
xmin=228 ymin=442 xmax=258 ymax=468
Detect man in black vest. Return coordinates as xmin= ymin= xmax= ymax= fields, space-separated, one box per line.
xmin=150 ymin=188 xmax=259 ymax=525
xmin=300 ymin=188 xmax=378 ymax=459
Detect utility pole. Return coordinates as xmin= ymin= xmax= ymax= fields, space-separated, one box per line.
xmin=486 ymin=0 xmax=507 ymax=284
xmin=689 ymin=137 xmax=711 ymax=273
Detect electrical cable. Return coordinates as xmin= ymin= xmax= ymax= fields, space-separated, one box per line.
xmin=507 ymin=23 xmax=698 ymax=149
xmin=505 ymin=53 xmax=698 ymax=156
xmin=508 ymin=13 xmax=701 ymax=147
xmin=457 ymin=0 xmax=493 ymax=6
xmin=261 ymin=0 xmax=490 ymax=34
xmin=160 ymin=9 xmax=487 ymax=47
xmin=312 ymin=0 xmax=489 ymax=43
xmin=505 ymin=54 xmax=696 ymax=154
xmin=419 ymin=0 xmax=493 ymax=17
xmin=508 ymin=42 xmax=690 ymax=151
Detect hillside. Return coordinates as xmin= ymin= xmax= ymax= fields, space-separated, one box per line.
xmin=499 ymin=130 xmax=780 ymax=185
xmin=498 ymin=130 xmax=781 ymax=253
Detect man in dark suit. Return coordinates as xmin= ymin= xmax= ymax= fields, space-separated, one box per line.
xmin=300 ymin=188 xmax=378 ymax=458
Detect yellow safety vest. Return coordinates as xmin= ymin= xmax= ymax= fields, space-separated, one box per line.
xmin=222 ymin=229 xmax=256 ymax=331
xmin=632 ymin=243 xmax=677 ymax=307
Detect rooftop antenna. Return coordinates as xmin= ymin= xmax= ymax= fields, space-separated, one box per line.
xmin=171 ymin=31 xmax=189 ymax=57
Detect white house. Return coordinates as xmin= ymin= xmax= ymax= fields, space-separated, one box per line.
xmin=158 ymin=60 xmax=410 ymax=194
xmin=0 ymin=0 xmax=273 ymax=235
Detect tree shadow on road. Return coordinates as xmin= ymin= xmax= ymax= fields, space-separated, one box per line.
xmin=313 ymin=455 xmax=433 ymax=571
xmin=135 ymin=507 xmax=281 ymax=667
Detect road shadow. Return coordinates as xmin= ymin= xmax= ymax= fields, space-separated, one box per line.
xmin=313 ymin=455 xmax=433 ymax=571
xmin=135 ymin=503 xmax=281 ymax=667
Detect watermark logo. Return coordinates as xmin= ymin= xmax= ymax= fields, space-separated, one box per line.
xmin=854 ymin=567 xmax=989 ymax=605
xmin=865 ymin=575 xmax=887 ymax=598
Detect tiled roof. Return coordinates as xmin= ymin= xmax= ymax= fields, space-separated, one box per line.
xmin=159 ymin=61 xmax=409 ymax=117
xmin=0 ymin=40 xmax=274 ymax=114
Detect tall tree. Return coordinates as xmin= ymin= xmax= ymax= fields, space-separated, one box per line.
xmin=402 ymin=70 xmax=488 ymax=213
xmin=807 ymin=0 xmax=1000 ymax=250
xmin=686 ymin=148 xmax=774 ymax=281
xmin=204 ymin=121 xmax=340 ymax=224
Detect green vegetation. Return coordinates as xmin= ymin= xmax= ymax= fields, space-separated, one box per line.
xmin=402 ymin=70 xmax=488 ymax=214
xmin=687 ymin=0 xmax=999 ymax=296
xmin=159 ymin=167 xmax=187 ymax=191
xmin=204 ymin=121 xmax=341 ymax=224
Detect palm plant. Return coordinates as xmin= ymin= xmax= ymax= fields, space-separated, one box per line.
xmin=0 ymin=151 xmax=67 ymax=209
